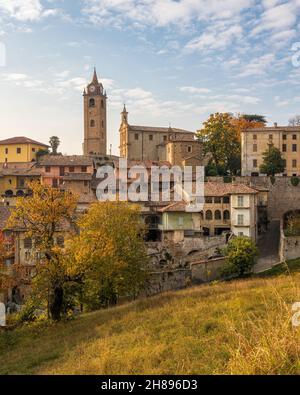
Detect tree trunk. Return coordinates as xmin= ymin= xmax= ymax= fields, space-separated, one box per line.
xmin=49 ymin=286 xmax=63 ymax=321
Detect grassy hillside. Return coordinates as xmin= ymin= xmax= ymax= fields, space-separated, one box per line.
xmin=1 ymin=269 xmax=300 ymax=375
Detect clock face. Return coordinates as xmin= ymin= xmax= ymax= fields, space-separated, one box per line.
xmin=89 ymin=85 xmax=96 ymax=93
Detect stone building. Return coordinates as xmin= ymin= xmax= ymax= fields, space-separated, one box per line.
xmin=241 ymin=124 xmax=300 ymax=176
xmin=83 ymin=69 xmax=107 ymax=156
xmin=119 ymin=105 xmax=204 ymax=166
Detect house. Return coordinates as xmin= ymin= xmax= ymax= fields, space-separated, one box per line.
xmin=0 ymin=136 xmax=49 ymax=164
xmin=241 ymin=124 xmax=300 ymax=176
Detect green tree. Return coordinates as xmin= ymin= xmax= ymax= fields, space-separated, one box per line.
xmin=259 ymin=144 xmax=285 ymax=176
xmin=49 ymin=136 xmax=60 ymax=155
xmin=36 ymin=148 xmax=50 ymax=161
xmin=197 ymin=113 xmax=241 ymax=175
xmin=68 ymin=201 xmax=148 ymax=309
xmin=8 ymin=182 xmax=78 ymax=321
xmin=222 ymin=236 xmax=258 ymax=277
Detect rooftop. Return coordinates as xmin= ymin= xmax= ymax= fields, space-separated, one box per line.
xmin=245 ymin=126 xmax=300 ymax=132
xmin=128 ymin=125 xmax=194 ymax=134
xmin=0 ymin=136 xmax=49 ymax=147
xmin=38 ymin=155 xmax=94 ymax=167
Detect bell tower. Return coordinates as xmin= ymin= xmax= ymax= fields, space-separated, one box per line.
xmin=83 ymin=68 xmax=107 ymax=156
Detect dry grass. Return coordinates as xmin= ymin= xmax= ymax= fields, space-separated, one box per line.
xmin=0 ymin=273 xmax=300 ymax=375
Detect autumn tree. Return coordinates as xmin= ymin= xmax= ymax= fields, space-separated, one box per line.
xmin=8 ymin=181 xmax=78 ymax=321
xmin=222 ymin=236 xmax=258 ymax=277
xmin=259 ymin=144 xmax=285 ymax=176
xmin=49 ymin=136 xmax=60 ymax=155
xmin=0 ymin=231 xmax=16 ymax=300
xmin=68 ymin=201 xmax=148 ymax=310
xmin=197 ymin=113 xmax=241 ymax=175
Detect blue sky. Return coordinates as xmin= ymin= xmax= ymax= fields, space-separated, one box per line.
xmin=0 ymin=0 xmax=300 ymax=155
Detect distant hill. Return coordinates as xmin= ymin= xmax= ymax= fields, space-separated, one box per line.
xmin=1 ymin=264 xmax=300 ymax=375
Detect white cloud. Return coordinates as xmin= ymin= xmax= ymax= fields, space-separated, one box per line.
xmin=237 ymin=53 xmax=275 ymax=77
xmin=0 ymin=0 xmax=59 ymax=21
xmin=180 ymin=86 xmax=211 ymax=94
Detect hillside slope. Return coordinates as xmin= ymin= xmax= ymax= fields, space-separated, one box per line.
xmin=1 ymin=272 xmax=300 ymax=375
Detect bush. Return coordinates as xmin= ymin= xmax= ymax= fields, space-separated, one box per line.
xmin=291 ymin=176 xmax=299 ymax=187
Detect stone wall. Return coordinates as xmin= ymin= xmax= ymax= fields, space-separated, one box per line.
xmin=191 ymin=257 xmax=225 ymax=283
xmin=279 ymin=228 xmax=300 ymax=261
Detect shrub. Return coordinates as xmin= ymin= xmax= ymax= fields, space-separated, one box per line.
xmin=291 ymin=176 xmax=299 ymax=187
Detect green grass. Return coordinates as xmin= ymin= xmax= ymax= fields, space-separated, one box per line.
xmin=1 ymin=270 xmax=300 ymax=375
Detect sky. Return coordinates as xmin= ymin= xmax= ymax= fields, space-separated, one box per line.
xmin=0 ymin=0 xmax=300 ymax=155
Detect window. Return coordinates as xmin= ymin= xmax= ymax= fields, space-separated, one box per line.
xmin=238 ymin=232 xmax=244 ymax=237
xmin=283 ymin=159 xmax=287 ymax=167
xmin=282 ymin=144 xmax=287 ymax=152
xmin=187 ymin=146 xmax=192 ymax=153
xmin=89 ymin=98 xmax=95 ymax=107
xmin=101 ymin=100 xmax=104 ymax=108
xmin=237 ymin=214 xmax=244 ymax=225
xmin=17 ymin=147 xmax=21 ymax=154
xmin=269 ymin=134 xmax=273 ymax=140
xmin=178 ymin=217 xmax=184 ymax=226
xmin=253 ymin=159 xmax=258 ymax=168
xmin=223 ymin=210 xmax=230 ymax=220
xmin=283 ymin=134 xmax=287 ymax=140
xmin=237 ymin=195 xmax=244 ymax=207
xmin=253 ymin=134 xmax=257 ymax=140
xmin=134 ymin=133 xmax=139 ymax=140
xmin=24 ymin=237 xmax=32 ymax=249
xmin=52 ymin=179 xmax=58 ymax=188
xmin=69 ymin=166 xmax=75 ymax=173
xmin=5 ymin=148 xmax=8 ymax=154
xmin=56 ymin=236 xmax=64 ymax=248
xmin=32 ymin=148 xmax=36 ymax=152
xmin=293 ymin=134 xmax=297 ymax=140
xmin=214 ymin=210 xmax=221 ymax=220
xmin=214 ymin=197 xmax=221 ymax=204
xmin=205 ymin=210 xmax=212 ymax=220
xmin=205 ymin=197 xmax=213 ymax=203
xmin=149 ymin=135 xmax=153 ymax=141
xmin=45 ymin=166 xmax=51 ymax=173
xmin=81 ymin=166 xmax=87 ymax=172
xmin=90 ymin=119 xmax=95 ymax=127
xmin=163 ymin=135 xmax=167 ymax=142
xmin=293 ymin=144 xmax=297 ymax=152
xmin=253 ymin=144 xmax=257 ymax=152
xmin=292 ymin=159 xmax=297 ymax=168
xmin=59 ymin=167 xmax=65 ymax=176
xmin=223 ymin=196 xmax=230 ymax=204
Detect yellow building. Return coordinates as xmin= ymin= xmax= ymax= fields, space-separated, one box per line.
xmin=0 ymin=136 xmax=49 ymax=164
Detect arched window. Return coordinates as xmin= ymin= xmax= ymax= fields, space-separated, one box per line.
xmin=89 ymin=98 xmax=95 ymax=107
xmin=205 ymin=210 xmax=212 ymax=220
xmin=5 ymin=190 xmax=13 ymax=198
xmin=101 ymin=99 xmax=104 ymax=108
xmin=214 ymin=210 xmax=221 ymax=220
xmin=90 ymin=119 xmax=95 ymax=127
xmin=223 ymin=210 xmax=230 ymax=220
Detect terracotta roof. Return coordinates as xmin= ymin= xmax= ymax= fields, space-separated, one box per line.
xmin=38 ymin=155 xmax=94 ymax=167
xmin=0 ymin=136 xmax=49 ymax=147
xmin=128 ymin=125 xmax=194 ymax=134
xmin=204 ymin=182 xmax=258 ymax=196
xmin=113 ymin=160 xmax=172 ymax=168
xmin=160 ymin=201 xmax=187 ymax=212
xmin=0 ymin=167 xmax=41 ymax=177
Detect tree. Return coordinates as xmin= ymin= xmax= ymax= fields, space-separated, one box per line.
xmin=259 ymin=144 xmax=285 ymax=176
xmin=197 ymin=113 xmax=241 ymax=175
xmin=222 ymin=236 xmax=258 ymax=277
xmin=68 ymin=201 xmax=148 ymax=309
xmin=239 ymin=114 xmax=266 ymax=124
xmin=8 ymin=181 xmax=78 ymax=321
xmin=0 ymin=231 xmax=16 ymax=299
xmin=288 ymin=115 xmax=300 ymax=126
xmin=49 ymin=136 xmax=60 ymax=155
xmin=36 ymin=148 xmax=50 ymax=161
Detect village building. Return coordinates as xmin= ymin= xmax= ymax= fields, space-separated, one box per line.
xmin=241 ymin=124 xmax=300 ymax=176
xmin=0 ymin=136 xmax=49 ymax=165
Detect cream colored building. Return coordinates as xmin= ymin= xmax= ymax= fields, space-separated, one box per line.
xmin=119 ymin=106 xmax=204 ymax=166
xmin=241 ymin=124 xmax=300 ymax=176
xmin=83 ymin=69 xmax=107 ymax=156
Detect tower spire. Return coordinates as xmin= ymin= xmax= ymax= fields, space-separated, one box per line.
xmin=92 ymin=67 xmax=99 ymax=84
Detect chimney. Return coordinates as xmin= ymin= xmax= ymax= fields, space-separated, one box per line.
xmin=274 ymin=122 xmax=278 ymax=127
